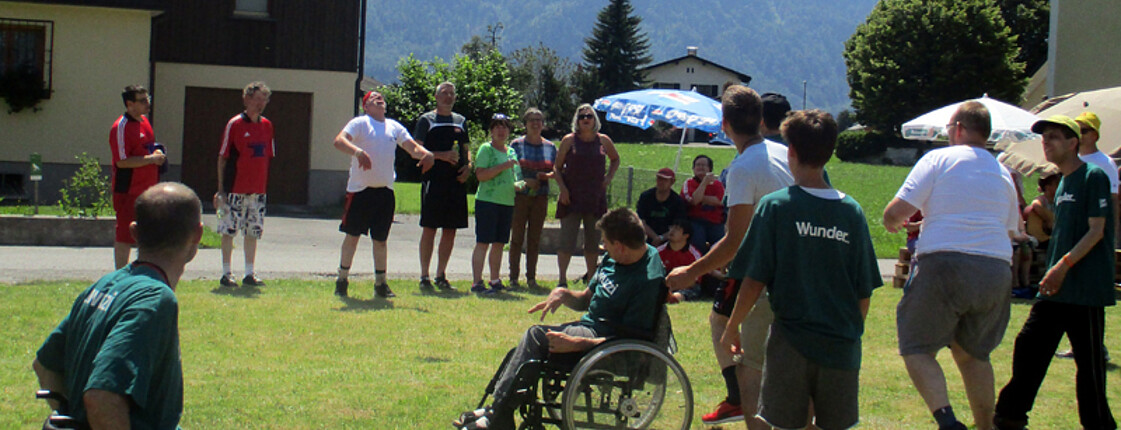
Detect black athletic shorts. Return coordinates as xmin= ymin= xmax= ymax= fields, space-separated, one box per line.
xmin=712 ymin=277 xmax=742 ymax=317
xmin=340 ymin=187 xmax=395 ymax=240
xmin=419 ymin=179 xmax=468 ymax=229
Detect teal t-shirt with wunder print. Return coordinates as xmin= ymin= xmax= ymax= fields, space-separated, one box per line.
xmin=474 ymin=142 xmax=521 ymax=206
xmin=36 ymin=263 xmax=183 ymax=430
xmin=1044 ymin=162 xmax=1117 ymax=307
xmin=728 ymin=186 xmax=881 ymax=370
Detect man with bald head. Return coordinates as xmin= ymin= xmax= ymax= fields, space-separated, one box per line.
xmin=885 ymin=101 xmax=1020 ymax=430
xmin=33 ymin=182 xmax=203 ymax=430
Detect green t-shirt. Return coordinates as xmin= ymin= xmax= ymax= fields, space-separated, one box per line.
xmin=580 ymin=245 xmax=666 ymax=338
xmin=37 ymin=263 xmax=182 ymax=430
xmin=1044 ymin=163 xmax=1117 ymax=307
xmin=728 ymin=186 xmax=881 ymax=370
xmin=474 ymin=142 xmax=521 ymax=206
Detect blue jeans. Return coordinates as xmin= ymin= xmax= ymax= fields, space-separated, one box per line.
xmin=690 ymin=219 xmax=724 ymax=254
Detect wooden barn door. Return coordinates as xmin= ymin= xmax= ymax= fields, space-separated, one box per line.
xmin=181 ymin=86 xmax=311 ymax=205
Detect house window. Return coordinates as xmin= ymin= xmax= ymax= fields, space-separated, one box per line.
xmin=653 ymin=82 xmax=680 ymax=90
xmin=693 ymin=85 xmax=718 ymax=98
xmin=234 ymin=0 xmax=270 ymax=18
xmin=0 ymin=18 xmax=53 ymax=97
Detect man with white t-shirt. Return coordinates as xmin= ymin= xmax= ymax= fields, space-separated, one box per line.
xmin=331 ymin=91 xmax=436 ymax=298
xmin=667 ymin=85 xmax=794 ymax=428
xmin=884 ymin=101 xmax=1020 ymax=430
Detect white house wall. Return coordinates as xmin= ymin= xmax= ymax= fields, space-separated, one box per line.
xmin=0 ymin=2 xmax=151 ymax=164
xmin=644 ymin=57 xmax=741 ymax=94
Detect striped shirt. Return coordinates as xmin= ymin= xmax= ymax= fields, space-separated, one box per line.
xmin=511 ymin=136 xmax=557 ymax=197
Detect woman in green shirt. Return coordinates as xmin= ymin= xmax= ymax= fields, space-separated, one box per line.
xmin=471 ymin=114 xmax=523 ymax=293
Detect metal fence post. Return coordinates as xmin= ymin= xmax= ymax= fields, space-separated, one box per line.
xmin=625 ymin=166 xmax=634 ymax=206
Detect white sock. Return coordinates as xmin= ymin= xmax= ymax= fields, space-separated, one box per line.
xmin=338 ymin=266 xmax=350 ymax=280
xmin=222 ymin=263 xmax=231 ymax=276
xmin=245 ymin=263 xmax=254 ymax=276
xmin=375 ymin=271 xmax=387 ymax=285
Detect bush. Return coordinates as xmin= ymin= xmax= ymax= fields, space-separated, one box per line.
xmin=58 ymin=153 xmax=111 ymax=218
xmin=835 ymin=130 xmax=891 ymax=161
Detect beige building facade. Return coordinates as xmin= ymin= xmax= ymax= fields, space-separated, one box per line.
xmin=642 ymin=47 xmax=751 ymax=99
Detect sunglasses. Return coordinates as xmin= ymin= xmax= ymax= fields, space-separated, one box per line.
xmin=492 ymin=113 xmax=509 ymax=120
xmin=1081 ymin=128 xmax=1094 ymax=134
xmin=578 ymin=114 xmax=595 ymax=120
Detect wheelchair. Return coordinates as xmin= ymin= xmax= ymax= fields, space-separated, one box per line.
xmin=35 ymin=390 xmax=89 ymax=430
xmin=470 ymin=288 xmax=693 ymax=430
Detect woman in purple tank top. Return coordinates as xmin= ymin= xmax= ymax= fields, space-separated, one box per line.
xmin=553 ymin=104 xmax=620 ymax=287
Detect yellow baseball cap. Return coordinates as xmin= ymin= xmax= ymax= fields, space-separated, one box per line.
xmin=1032 ymin=115 xmax=1081 ymax=140
xmin=1075 ymin=111 xmax=1101 ymax=134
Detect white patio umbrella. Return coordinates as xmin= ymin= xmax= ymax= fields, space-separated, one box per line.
xmin=998 ymin=85 xmax=1121 ymax=174
xmin=901 ymin=94 xmax=1040 ymax=143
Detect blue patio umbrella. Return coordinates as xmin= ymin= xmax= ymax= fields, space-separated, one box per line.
xmin=593 ymin=88 xmax=723 ymax=171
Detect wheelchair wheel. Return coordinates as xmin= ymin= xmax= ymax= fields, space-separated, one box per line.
xmin=561 ymin=341 xmax=692 ymax=430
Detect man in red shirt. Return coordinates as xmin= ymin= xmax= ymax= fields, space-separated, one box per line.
xmin=214 ymin=82 xmax=275 ymax=287
xmin=110 ymin=85 xmax=165 ymax=269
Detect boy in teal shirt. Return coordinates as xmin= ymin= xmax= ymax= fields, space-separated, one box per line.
xmin=720 ymin=110 xmax=881 ymax=429
xmin=471 ymin=113 xmax=523 ymax=293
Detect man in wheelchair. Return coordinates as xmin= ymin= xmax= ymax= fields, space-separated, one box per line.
xmin=455 ymin=207 xmax=666 ymax=430
xmin=32 ymin=183 xmax=203 ymax=430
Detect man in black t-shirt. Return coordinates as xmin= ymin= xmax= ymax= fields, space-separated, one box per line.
xmin=636 ymin=167 xmax=686 ymax=246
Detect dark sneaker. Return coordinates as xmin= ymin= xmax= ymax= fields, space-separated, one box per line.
xmin=374 ymin=282 xmax=396 ymax=298
xmin=434 ymin=276 xmax=456 ymax=291
xmin=219 ymin=274 xmax=239 ymax=287
xmin=419 ymin=277 xmax=435 ymax=292
xmin=470 ymin=281 xmax=487 ymax=293
xmin=334 ymin=278 xmax=348 ymax=297
xmin=1056 ymin=349 xmax=1075 ymax=359
xmin=242 ymin=274 xmax=265 ymax=287
xmin=526 ymin=278 xmax=540 ymax=290
xmin=508 ymin=279 xmax=521 ymax=290
xmin=484 ymin=280 xmax=505 ymax=295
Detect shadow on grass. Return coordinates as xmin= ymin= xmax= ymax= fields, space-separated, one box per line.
xmin=419 ymin=356 xmax=451 ymax=363
xmin=413 ymin=289 xmax=471 ymax=299
xmin=1107 ymin=362 xmax=1119 ymax=373
xmin=210 ymin=285 xmax=261 ymax=298
xmin=336 ymin=296 xmax=396 ymax=312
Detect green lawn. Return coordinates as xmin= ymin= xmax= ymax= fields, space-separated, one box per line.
xmin=2 ymin=280 xmax=1117 ymax=428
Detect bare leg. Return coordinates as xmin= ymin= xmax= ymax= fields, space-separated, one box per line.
xmin=710 ymin=312 xmax=736 ymax=368
xmin=736 ymin=365 xmax=769 ymax=430
xmin=903 ymin=352 xmax=952 ymax=413
xmin=472 ymin=242 xmax=487 ymax=284
xmin=113 ymin=242 xmax=131 ymax=269
xmin=221 ymin=234 xmax=234 ymax=272
xmin=436 ymin=228 xmax=457 ymax=277
xmin=339 ymin=234 xmax=360 ymax=272
xmin=372 ymin=239 xmax=387 ymax=272
xmin=419 ymin=227 xmax=437 ymax=277
xmin=557 ymin=250 xmax=571 ymax=285
xmin=952 ymin=343 xmax=995 ymax=430
xmin=488 ymin=243 xmax=504 ymax=282
xmin=244 ymin=236 xmax=258 ymax=267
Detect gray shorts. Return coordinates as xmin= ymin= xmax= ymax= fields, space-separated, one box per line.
xmin=759 ymin=326 xmax=859 ymax=430
xmin=558 ymin=212 xmax=600 ymax=255
xmin=738 ymin=293 xmax=773 ymax=371
xmin=896 ymin=252 xmax=1011 ymax=360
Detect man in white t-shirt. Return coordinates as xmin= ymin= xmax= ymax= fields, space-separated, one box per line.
xmin=667 ymin=85 xmax=793 ymax=428
xmin=884 ymin=101 xmax=1020 ymax=430
xmin=331 ymin=91 xmax=437 ymax=298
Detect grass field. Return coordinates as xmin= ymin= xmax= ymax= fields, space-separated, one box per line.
xmin=2 ymin=279 xmax=1117 ymax=428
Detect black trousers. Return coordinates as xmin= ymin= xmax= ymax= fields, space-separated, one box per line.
xmin=995 ymin=300 xmax=1116 ymax=430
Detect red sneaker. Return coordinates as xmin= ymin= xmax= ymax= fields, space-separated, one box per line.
xmin=701 ymin=401 xmax=745 ymax=425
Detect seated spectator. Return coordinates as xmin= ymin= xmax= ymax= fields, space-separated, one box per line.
xmin=636 ymin=167 xmax=686 ymax=246
xmin=658 ymin=218 xmax=719 ymax=303
xmin=682 ymin=155 xmax=725 ymax=253
xmin=454 ymin=208 xmax=665 ymax=430
xmin=1024 ymin=171 xmax=1059 ymax=249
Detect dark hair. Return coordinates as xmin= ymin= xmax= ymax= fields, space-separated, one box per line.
xmin=597 ymin=208 xmax=647 ymax=249
xmin=134 ymin=182 xmax=201 ymax=252
xmin=782 ymin=109 xmax=838 ymax=168
xmin=670 ymin=218 xmax=692 ymax=238
xmin=721 ymin=85 xmax=762 ymax=136
xmin=121 ymin=85 xmax=148 ymax=107
xmin=1038 ymin=172 xmax=1060 ymax=190
xmin=952 ymin=101 xmax=992 ymax=139
xmin=692 ymin=154 xmax=713 ymax=170
xmin=761 ymin=93 xmax=792 ymax=130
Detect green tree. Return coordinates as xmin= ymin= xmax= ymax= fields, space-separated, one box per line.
xmin=996 ymin=0 xmax=1049 ymax=78
xmin=509 ymin=43 xmax=577 ymax=135
xmin=843 ymin=0 xmax=1026 ymax=133
xmin=580 ymin=0 xmax=652 ymax=101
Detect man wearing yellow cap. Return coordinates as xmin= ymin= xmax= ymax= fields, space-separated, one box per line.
xmin=994 ymin=115 xmax=1116 ymax=430
xmin=1074 ymin=111 xmax=1118 ymax=209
